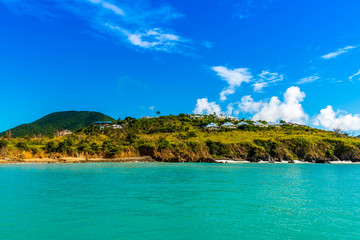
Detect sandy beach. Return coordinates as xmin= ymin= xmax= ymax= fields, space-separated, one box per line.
xmin=0 ymin=156 xmax=154 ymax=164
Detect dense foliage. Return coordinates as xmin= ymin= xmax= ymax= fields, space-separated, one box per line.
xmin=0 ymin=111 xmax=115 ymax=137
xmin=1 ymin=114 xmax=360 ymax=163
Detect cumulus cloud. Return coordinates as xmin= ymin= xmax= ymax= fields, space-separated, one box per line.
xmin=237 ymin=95 xmax=262 ymax=113
xmin=297 ymin=75 xmax=320 ymax=84
xmin=234 ymin=86 xmax=308 ymax=123
xmin=0 ymin=0 xmax=189 ymax=53
xmin=211 ymin=66 xmax=252 ymax=101
xmin=314 ymin=106 xmax=360 ymax=131
xmin=349 ymin=70 xmax=360 ymax=81
xmin=252 ymin=71 xmax=283 ymax=92
xmin=321 ymin=46 xmax=356 ymax=59
xmin=193 ymin=98 xmax=222 ymax=115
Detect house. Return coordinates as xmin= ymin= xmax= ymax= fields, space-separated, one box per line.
xmin=111 ymin=124 xmax=122 ymax=129
xmin=226 ymin=116 xmax=238 ymax=121
xmin=205 ymin=122 xmax=219 ymax=130
xmin=93 ymin=121 xmax=113 ymax=130
xmin=57 ymin=129 xmax=73 ymax=137
xmin=267 ymin=122 xmax=280 ymax=127
xmin=237 ymin=121 xmax=249 ymax=126
xmin=221 ymin=122 xmax=236 ymax=129
xmin=215 ymin=114 xmax=226 ymax=120
xmin=253 ymin=121 xmax=265 ymax=127
xmin=190 ymin=115 xmax=204 ymax=119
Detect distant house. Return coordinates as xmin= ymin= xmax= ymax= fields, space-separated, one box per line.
xmin=205 ymin=122 xmax=219 ymax=130
xmin=237 ymin=121 xmax=249 ymax=126
xmin=221 ymin=122 xmax=236 ymax=129
xmin=215 ymin=115 xmax=226 ymax=120
xmin=93 ymin=121 xmax=113 ymax=130
xmin=111 ymin=124 xmax=122 ymax=129
xmin=286 ymin=122 xmax=303 ymax=126
xmin=190 ymin=115 xmax=204 ymax=119
xmin=267 ymin=122 xmax=280 ymax=127
xmin=57 ymin=129 xmax=73 ymax=137
xmin=253 ymin=121 xmax=265 ymax=127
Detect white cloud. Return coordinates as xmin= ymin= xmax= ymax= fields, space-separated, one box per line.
xmin=314 ymin=106 xmax=360 ymax=131
xmin=252 ymin=86 xmax=308 ymax=123
xmin=0 ymin=0 xmax=189 ymax=53
xmin=149 ymin=106 xmax=155 ymax=110
xmin=234 ymin=86 xmax=308 ymax=124
xmin=108 ymin=25 xmax=184 ymax=51
xmin=88 ymin=0 xmax=125 ymax=15
xmin=211 ymin=66 xmax=252 ymax=101
xmin=297 ymin=75 xmax=320 ymax=84
xmin=193 ymin=98 xmax=222 ymax=115
xmin=237 ymin=95 xmax=262 ymax=113
xmin=349 ymin=70 xmax=360 ymax=81
xmin=252 ymin=71 xmax=283 ymax=92
xmin=321 ymin=46 xmax=356 ymax=59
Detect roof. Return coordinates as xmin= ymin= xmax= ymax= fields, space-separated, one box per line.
xmin=237 ymin=122 xmax=249 ymax=125
xmin=221 ymin=122 xmax=235 ymax=126
xmin=205 ymin=122 xmax=218 ymax=127
xmin=94 ymin=121 xmax=113 ymax=124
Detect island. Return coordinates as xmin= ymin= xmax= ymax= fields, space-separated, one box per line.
xmin=1 ymin=111 xmax=360 ymax=164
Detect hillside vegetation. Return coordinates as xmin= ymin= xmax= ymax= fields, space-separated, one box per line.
xmin=1 ymin=111 xmax=114 ymax=137
xmin=1 ymin=114 xmax=360 ymax=163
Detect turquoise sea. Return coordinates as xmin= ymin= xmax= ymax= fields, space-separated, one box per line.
xmin=1 ymin=163 xmax=360 ymax=240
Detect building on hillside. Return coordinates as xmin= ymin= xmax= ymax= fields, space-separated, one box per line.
xmin=253 ymin=121 xmax=265 ymax=127
xmin=286 ymin=122 xmax=303 ymax=126
xmin=267 ymin=122 xmax=280 ymax=127
xmin=221 ymin=122 xmax=236 ymax=129
xmin=237 ymin=121 xmax=249 ymax=126
xmin=190 ymin=115 xmax=204 ymax=119
xmin=57 ymin=129 xmax=73 ymax=137
xmin=205 ymin=122 xmax=219 ymax=130
xmin=215 ymin=114 xmax=226 ymax=120
xmin=93 ymin=121 xmax=114 ymax=130
xmin=111 ymin=124 xmax=122 ymax=129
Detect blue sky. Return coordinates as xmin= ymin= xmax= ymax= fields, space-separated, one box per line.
xmin=1 ymin=0 xmax=360 ymax=132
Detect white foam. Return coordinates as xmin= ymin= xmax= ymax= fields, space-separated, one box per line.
xmin=215 ymin=160 xmax=250 ymax=163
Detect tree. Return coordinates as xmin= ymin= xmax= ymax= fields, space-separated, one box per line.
xmin=333 ymin=128 xmax=347 ymax=137
xmin=156 ymin=111 xmax=161 ymax=115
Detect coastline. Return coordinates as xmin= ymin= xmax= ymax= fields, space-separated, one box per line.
xmin=0 ymin=156 xmax=154 ymax=164
xmin=1 ymin=156 xmax=359 ymax=164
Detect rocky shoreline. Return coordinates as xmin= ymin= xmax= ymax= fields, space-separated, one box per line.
xmin=1 ymin=155 xmax=360 ymax=164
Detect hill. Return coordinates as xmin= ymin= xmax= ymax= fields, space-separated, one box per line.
xmin=1 ymin=111 xmax=115 ymax=137
xmin=1 ymin=114 xmax=360 ymax=163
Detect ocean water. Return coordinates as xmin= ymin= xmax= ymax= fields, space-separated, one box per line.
xmin=1 ymin=163 xmax=360 ymax=240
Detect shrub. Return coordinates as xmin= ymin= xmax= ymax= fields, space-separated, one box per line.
xmin=0 ymin=139 xmax=8 ymax=148
xmin=15 ymin=142 xmax=28 ymax=151
xmin=187 ymin=131 xmax=197 ymax=138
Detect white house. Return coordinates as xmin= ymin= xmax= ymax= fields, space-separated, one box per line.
xmin=93 ymin=121 xmax=114 ymax=130
xmin=253 ymin=121 xmax=265 ymax=127
xmin=205 ymin=122 xmax=219 ymax=130
xmin=237 ymin=121 xmax=249 ymax=126
xmin=111 ymin=124 xmax=122 ymax=129
xmin=190 ymin=115 xmax=204 ymax=119
xmin=221 ymin=122 xmax=236 ymax=129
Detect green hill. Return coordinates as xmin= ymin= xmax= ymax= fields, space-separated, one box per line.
xmin=1 ymin=111 xmax=115 ymax=137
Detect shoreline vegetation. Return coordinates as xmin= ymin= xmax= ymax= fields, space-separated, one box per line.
xmin=2 ymin=113 xmax=360 ymax=164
